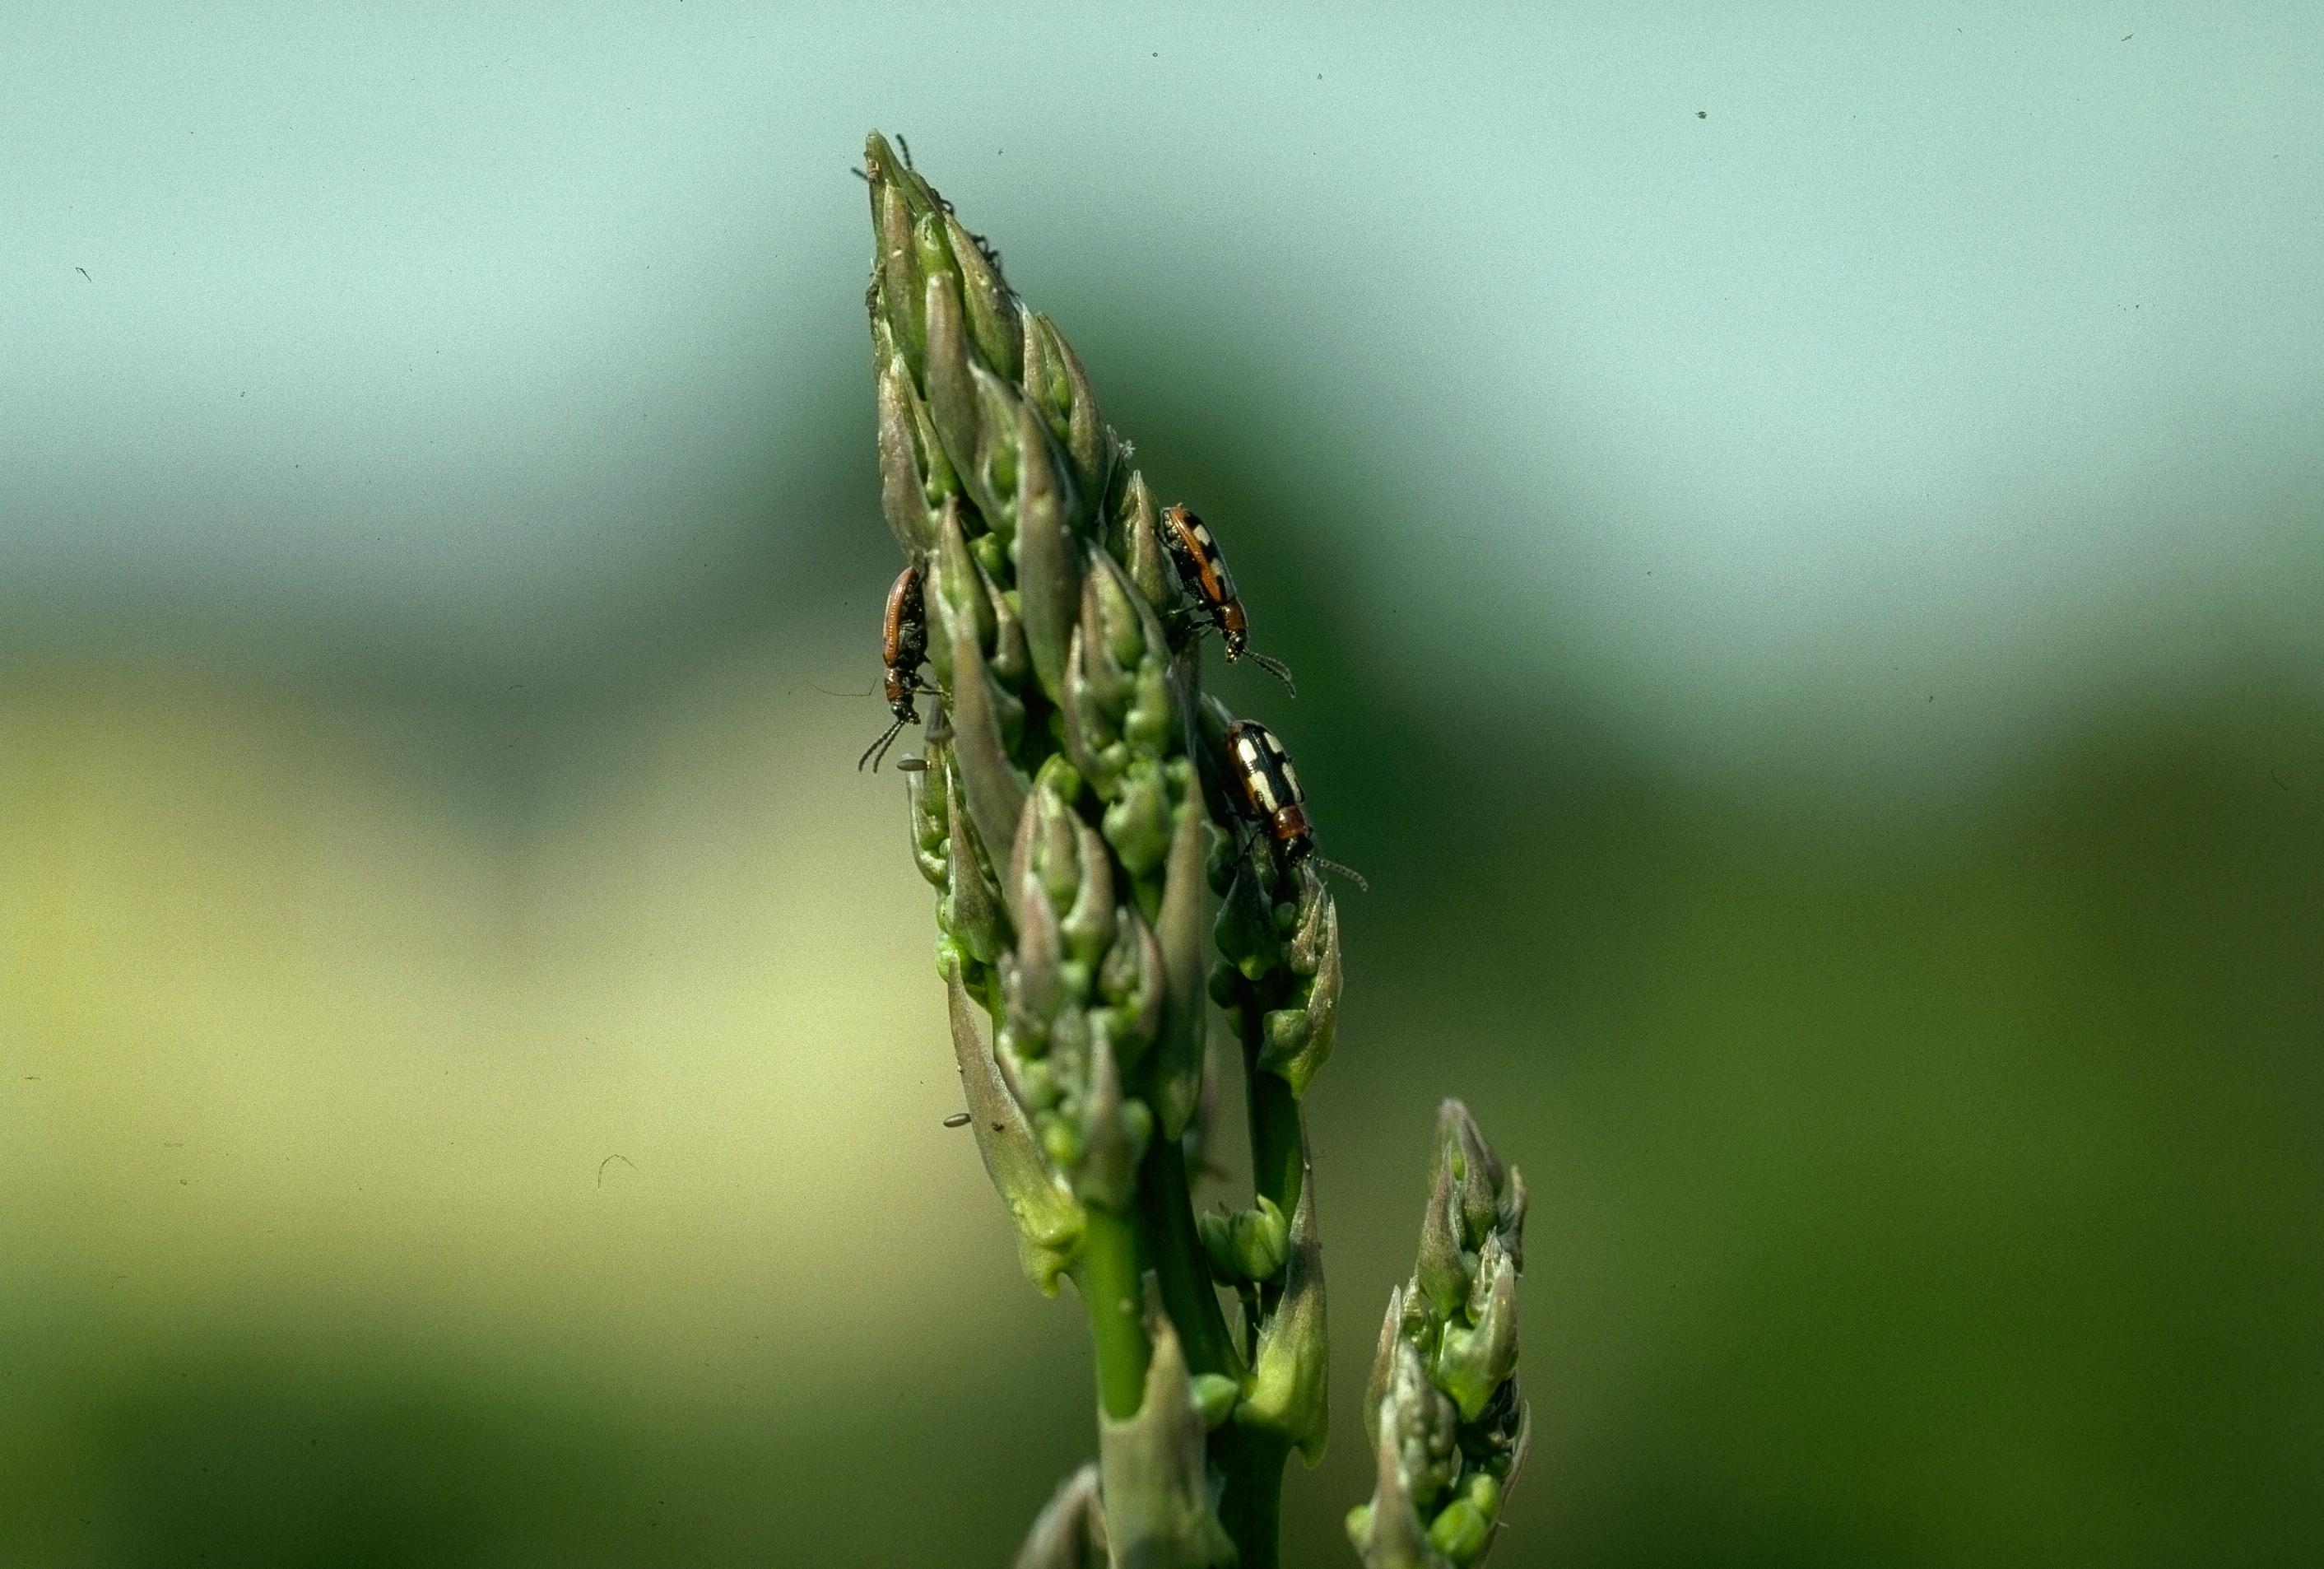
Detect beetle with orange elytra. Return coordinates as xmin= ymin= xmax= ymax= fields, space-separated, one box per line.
xmin=1160 ymin=503 xmax=1297 ymax=693
xmin=1221 ymin=717 xmax=1367 ymax=890
xmin=858 ymin=561 xmax=937 ymax=772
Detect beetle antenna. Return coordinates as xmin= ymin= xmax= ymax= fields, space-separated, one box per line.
xmin=1313 ymin=854 xmax=1369 ymax=892
xmin=1245 ymin=649 xmax=1299 ymax=696
xmin=858 ymin=717 xmax=908 ymax=772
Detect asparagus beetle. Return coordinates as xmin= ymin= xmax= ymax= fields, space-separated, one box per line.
xmin=858 ymin=561 xmax=935 ymax=771
xmin=1161 ymin=503 xmax=1296 ymax=692
xmin=1222 ymin=718 xmax=1366 ymax=889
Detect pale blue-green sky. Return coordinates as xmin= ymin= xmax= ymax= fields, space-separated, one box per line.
xmin=4 ymin=3 xmax=2317 ymax=793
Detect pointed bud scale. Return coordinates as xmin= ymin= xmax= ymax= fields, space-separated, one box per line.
xmin=986 ymin=586 xmax=1030 ymax=700
xmin=1099 ymin=1302 xmax=1236 ymax=1569
xmin=1238 ymin=1158 xmax=1329 ymax=1463
xmin=922 ymin=272 xmax=984 ymax=511
xmin=871 ymin=133 xmax=947 ymax=225
xmin=874 ymin=181 xmax=926 ymax=377
xmin=862 ymin=133 xmax=911 ymax=208
xmin=1011 ymin=1464 xmax=1107 ymax=1569
xmin=867 ymin=317 xmax=895 ymax=426
xmin=1059 ymin=627 xmax=1123 ymax=797
xmin=1364 ymin=1284 xmax=1406 ymax=1451
xmin=1015 ymin=399 xmax=1081 ymax=701
xmin=1123 ymin=654 xmax=1178 ymax=754
xmin=934 ymin=502 xmax=999 ymax=654
xmin=913 ymin=204 xmax=960 ymax=305
xmin=1116 ymin=471 xmax=1172 ymax=614
xmin=1443 ymin=1106 xmax=1505 ymax=1249
xmin=1091 ymin=906 xmax=1164 ymax=1073
xmin=947 ymin=967 xmax=1084 ymax=1295
xmin=1100 ymin=761 xmax=1174 ymax=880
xmin=1058 ymin=820 xmax=1116 ymax=972
xmin=909 ymin=738 xmax=950 ymax=889
xmin=946 ymin=208 xmax=1022 ymax=384
xmin=965 ymin=361 xmax=1030 ymax=542
xmin=1008 ymin=862 xmax=1067 ymax=1041
xmin=1088 ymin=550 xmax=1150 ymax=673
xmin=1150 ymin=792 xmax=1211 ymax=1138
xmin=1049 ymin=320 xmax=1111 ymax=513
xmin=879 ymin=347 xmax=960 ymax=521
xmin=1257 ymin=893 xmax=1338 ymax=1095
xmin=1075 ymin=1036 xmax=1144 ymax=1212
xmin=862 ymin=128 xmax=898 ymax=186
xmin=1076 ymin=570 xmax=1135 ymax=726
xmin=1434 ymin=1250 xmax=1518 ymax=1422
xmin=1499 ymin=1166 xmax=1528 ymax=1273
xmin=876 ymin=361 xmax=937 ymax=554
xmin=1021 ymin=311 xmax=1107 ymax=511
xmin=1276 ymin=896 xmax=1342 ymax=1096
xmin=907 ymin=370 xmax=960 ymax=508
xmin=1415 ymin=1152 xmax=1469 ymax=1318
xmin=1289 ymin=880 xmax=1335 ymax=976
xmin=1020 ymin=306 xmax=1073 ymax=437
xmin=949 ymin=621 xmax=1030 ymax=900
xmin=1122 ymin=557 xmax=1176 ymax=682
xmin=943 ymin=781 xmax=1011 ymax=966
xmin=1466 ymin=1231 xmax=1511 ymax=1325
xmin=1013 ymin=761 xmax=1085 ymax=912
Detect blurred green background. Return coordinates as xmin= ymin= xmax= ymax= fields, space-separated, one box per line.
xmin=4 ymin=5 xmax=2319 ymax=1566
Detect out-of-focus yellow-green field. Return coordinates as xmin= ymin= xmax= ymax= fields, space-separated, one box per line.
xmin=8 ymin=646 xmax=2317 ymax=1567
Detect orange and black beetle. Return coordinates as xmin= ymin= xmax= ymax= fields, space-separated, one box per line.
xmin=859 ymin=561 xmax=933 ymax=771
xmin=1161 ymin=504 xmax=1295 ymax=692
xmin=1222 ymin=718 xmax=1365 ymax=888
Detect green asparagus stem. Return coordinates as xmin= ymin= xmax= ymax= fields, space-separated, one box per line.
xmin=1082 ymin=1205 xmax=1154 ymax=1421
xmin=1348 ymin=1103 xmax=1531 ymax=1569
xmin=864 ymin=133 xmax=1510 ymax=1568
xmin=866 ymin=129 xmax=1329 ymax=1565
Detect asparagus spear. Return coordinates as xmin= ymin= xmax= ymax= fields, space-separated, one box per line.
xmin=862 ymin=131 xmax=1332 ymax=1568
xmin=1348 ymin=1102 xmax=1530 ymax=1568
